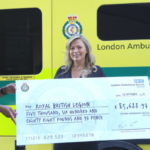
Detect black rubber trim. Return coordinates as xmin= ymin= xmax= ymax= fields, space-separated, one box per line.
xmin=15 ymin=140 xmax=25 ymax=150
xmin=98 ymin=141 xmax=142 ymax=150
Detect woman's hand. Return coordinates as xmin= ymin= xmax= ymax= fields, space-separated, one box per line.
xmin=0 ymin=105 xmax=17 ymax=124
xmin=2 ymin=83 xmax=16 ymax=94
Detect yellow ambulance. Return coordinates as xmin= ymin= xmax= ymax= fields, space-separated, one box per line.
xmin=0 ymin=0 xmax=150 ymax=150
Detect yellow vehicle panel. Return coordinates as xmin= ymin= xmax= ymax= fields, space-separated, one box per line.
xmin=52 ymin=0 xmax=150 ymax=72
xmin=0 ymin=1 xmax=53 ymax=149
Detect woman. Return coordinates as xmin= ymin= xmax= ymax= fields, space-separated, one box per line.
xmin=55 ymin=34 xmax=105 ymax=79
xmin=54 ymin=34 xmax=105 ymax=150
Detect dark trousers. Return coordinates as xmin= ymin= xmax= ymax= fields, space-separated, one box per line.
xmin=53 ymin=141 xmax=98 ymax=150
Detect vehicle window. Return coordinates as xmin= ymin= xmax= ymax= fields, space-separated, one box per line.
xmin=0 ymin=8 xmax=42 ymax=75
xmin=97 ymin=3 xmax=150 ymax=40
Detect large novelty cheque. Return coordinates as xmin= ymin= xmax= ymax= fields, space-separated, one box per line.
xmin=16 ymin=77 xmax=150 ymax=145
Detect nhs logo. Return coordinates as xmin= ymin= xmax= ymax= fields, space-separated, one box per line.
xmin=134 ymin=79 xmax=144 ymax=83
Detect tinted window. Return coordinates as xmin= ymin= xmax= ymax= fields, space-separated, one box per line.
xmin=0 ymin=8 xmax=42 ymax=75
xmin=97 ymin=3 xmax=150 ymax=40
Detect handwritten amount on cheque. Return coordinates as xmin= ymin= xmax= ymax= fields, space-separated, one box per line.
xmin=25 ymin=102 xmax=148 ymax=125
xmin=25 ymin=102 xmax=106 ymax=124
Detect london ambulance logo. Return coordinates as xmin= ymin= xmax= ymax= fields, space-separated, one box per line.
xmin=62 ymin=14 xmax=83 ymax=39
xmin=21 ymin=83 xmax=29 ymax=92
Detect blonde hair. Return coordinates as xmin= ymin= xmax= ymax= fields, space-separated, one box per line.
xmin=62 ymin=34 xmax=97 ymax=77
